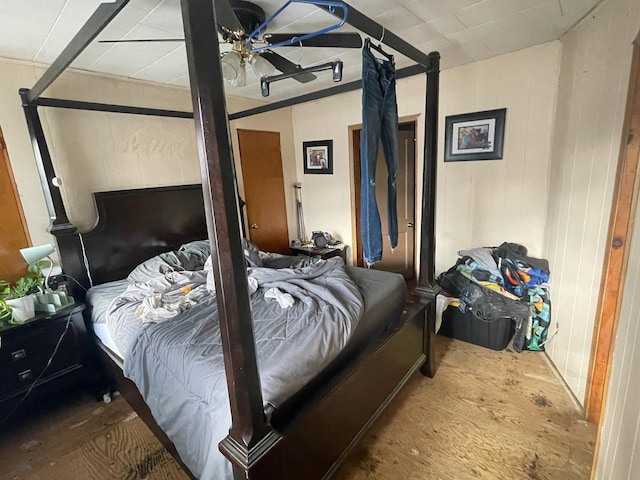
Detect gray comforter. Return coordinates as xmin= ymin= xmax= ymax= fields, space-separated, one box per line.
xmin=107 ymin=257 xmax=363 ymax=480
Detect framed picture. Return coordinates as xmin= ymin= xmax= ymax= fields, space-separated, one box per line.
xmin=303 ymin=140 xmax=333 ymax=174
xmin=444 ymin=108 xmax=506 ymax=162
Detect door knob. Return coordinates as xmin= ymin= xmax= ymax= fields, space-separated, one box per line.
xmin=251 ymin=223 xmax=259 ymax=229
xmin=407 ymin=222 xmax=415 ymax=228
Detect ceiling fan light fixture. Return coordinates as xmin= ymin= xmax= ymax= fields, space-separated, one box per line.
xmin=230 ymin=65 xmax=247 ymax=87
xmin=221 ymin=50 xmax=243 ymax=82
xmin=249 ymin=54 xmax=276 ymax=78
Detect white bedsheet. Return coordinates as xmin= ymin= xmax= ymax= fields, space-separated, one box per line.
xmin=86 ymin=279 xmax=129 ymax=359
xmin=92 ymin=322 xmax=123 ymax=359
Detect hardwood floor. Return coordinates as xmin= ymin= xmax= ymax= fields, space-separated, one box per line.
xmin=0 ymin=336 xmax=596 ymax=480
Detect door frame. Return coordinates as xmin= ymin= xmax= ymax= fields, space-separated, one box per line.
xmin=349 ymin=116 xmax=418 ymax=272
xmin=586 ymin=34 xmax=640 ymax=432
xmin=0 ymin=126 xmax=32 ymax=282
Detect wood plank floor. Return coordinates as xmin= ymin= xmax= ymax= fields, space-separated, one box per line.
xmin=0 ymin=336 xmax=596 ymax=480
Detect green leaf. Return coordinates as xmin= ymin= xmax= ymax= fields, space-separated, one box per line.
xmin=0 ymin=273 xmax=43 ymax=299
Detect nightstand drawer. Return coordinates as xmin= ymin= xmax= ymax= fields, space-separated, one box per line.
xmin=0 ymin=319 xmax=81 ymax=398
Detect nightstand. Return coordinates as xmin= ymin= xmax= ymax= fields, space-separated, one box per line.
xmin=290 ymin=243 xmax=348 ymax=262
xmin=0 ymin=303 xmax=92 ymax=411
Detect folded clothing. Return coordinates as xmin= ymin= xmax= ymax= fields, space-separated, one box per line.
xmin=264 ymin=287 xmax=295 ymax=308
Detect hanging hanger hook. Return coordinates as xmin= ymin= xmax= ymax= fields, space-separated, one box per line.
xmin=297 ymin=40 xmax=303 ymax=65
xmin=379 ymin=26 xmax=385 ymax=44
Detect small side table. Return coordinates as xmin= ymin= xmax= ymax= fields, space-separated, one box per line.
xmin=0 ymin=303 xmax=94 ymax=411
xmin=290 ymin=244 xmax=348 ymax=263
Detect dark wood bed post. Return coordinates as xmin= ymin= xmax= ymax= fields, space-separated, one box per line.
xmin=413 ymin=52 xmax=440 ymax=377
xmin=415 ymin=52 xmax=440 ymax=293
xmin=18 ymin=96 xmax=71 ymax=232
xmin=18 ymin=94 xmax=92 ymax=294
xmin=180 ymin=0 xmax=275 ymax=477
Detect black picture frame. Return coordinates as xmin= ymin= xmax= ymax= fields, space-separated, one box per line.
xmin=303 ymin=140 xmax=333 ymax=174
xmin=444 ymin=108 xmax=506 ymax=162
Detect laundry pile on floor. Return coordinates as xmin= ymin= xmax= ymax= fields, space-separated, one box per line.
xmin=436 ymin=242 xmax=551 ymax=352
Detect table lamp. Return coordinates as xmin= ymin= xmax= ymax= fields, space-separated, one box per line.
xmin=20 ymin=243 xmax=55 ymax=290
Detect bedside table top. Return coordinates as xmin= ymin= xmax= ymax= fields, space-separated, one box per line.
xmin=0 ymin=302 xmax=85 ymax=334
xmin=290 ymin=243 xmax=345 ymax=255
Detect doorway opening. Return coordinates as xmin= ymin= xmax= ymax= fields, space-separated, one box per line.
xmin=351 ymin=120 xmax=417 ymax=279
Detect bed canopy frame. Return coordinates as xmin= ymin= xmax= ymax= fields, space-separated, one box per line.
xmin=19 ymin=1 xmax=440 ymax=478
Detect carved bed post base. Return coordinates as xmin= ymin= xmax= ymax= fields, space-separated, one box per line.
xmin=219 ymin=431 xmax=283 ymax=480
xmin=412 ymin=285 xmax=437 ymax=378
xmin=420 ymin=297 xmax=437 ymax=378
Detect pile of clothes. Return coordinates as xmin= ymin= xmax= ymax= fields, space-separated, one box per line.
xmin=437 ymin=242 xmax=551 ymax=352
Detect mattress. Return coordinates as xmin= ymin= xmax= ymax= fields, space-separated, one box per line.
xmin=345 ymin=265 xmax=407 ymax=345
xmin=86 ymin=266 xmax=406 ymax=363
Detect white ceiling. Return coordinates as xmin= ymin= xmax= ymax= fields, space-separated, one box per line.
xmin=0 ymin=0 xmax=602 ymax=103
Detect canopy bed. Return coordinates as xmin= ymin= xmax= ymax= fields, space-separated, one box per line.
xmin=18 ymin=0 xmax=440 ymax=478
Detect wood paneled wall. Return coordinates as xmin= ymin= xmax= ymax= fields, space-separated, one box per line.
xmin=544 ymin=0 xmax=640 ymax=404
xmin=595 ymin=145 xmax=640 ymax=479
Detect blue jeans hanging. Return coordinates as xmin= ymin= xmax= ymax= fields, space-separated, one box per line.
xmin=360 ymin=44 xmax=399 ymax=266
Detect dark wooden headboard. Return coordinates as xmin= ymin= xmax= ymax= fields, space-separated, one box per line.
xmin=55 ymin=184 xmax=207 ymax=297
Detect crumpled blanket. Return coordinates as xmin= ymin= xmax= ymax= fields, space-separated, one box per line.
xmin=108 ymin=270 xmax=209 ymax=353
xmin=135 ymin=284 xmax=209 ymax=323
xmin=110 ymin=257 xmax=363 ymax=480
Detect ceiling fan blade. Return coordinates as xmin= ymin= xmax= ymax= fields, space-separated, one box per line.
xmin=264 ymin=33 xmax=363 ymax=49
xmin=260 ymin=51 xmax=317 ymax=83
xmin=216 ymin=0 xmax=244 ymax=37
xmin=98 ymin=38 xmax=185 ymax=43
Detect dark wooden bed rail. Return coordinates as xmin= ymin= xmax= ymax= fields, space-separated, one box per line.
xmin=20 ymin=1 xmax=440 ymax=478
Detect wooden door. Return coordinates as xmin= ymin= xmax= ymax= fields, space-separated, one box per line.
xmin=237 ymin=129 xmax=290 ymax=254
xmin=353 ymin=122 xmax=416 ymax=279
xmin=0 ymin=127 xmax=31 ymax=282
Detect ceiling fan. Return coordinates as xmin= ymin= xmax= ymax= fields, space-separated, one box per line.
xmin=99 ymin=0 xmax=363 ymax=87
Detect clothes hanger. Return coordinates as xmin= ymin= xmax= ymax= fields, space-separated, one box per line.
xmin=261 ymin=60 xmax=343 ymax=96
xmin=364 ymin=34 xmax=394 ymax=64
xmin=248 ymin=0 xmax=348 ymax=53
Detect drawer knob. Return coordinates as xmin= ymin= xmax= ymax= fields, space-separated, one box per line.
xmin=18 ymin=369 xmax=33 ymax=383
xmin=11 ymin=349 xmax=27 ymax=361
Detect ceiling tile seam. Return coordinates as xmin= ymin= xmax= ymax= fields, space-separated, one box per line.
xmin=130 ymin=45 xmax=184 ymax=77
xmin=86 ymin=0 xmax=170 ymax=70
xmin=271 ymin=7 xmax=336 ymax=33
xmin=558 ymin=0 xmax=607 ymax=41
xmin=450 ymin=10 xmax=477 ymax=30
xmin=451 ymin=10 xmax=470 ymax=30
xmin=167 ymin=73 xmax=188 ymax=85
xmin=32 ymin=0 xmax=71 ymax=61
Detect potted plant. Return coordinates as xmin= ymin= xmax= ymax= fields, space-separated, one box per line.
xmin=0 ymin=265 xmax=44 ymax=324
xmin=0 ymin=297 xmax=12 ymax=325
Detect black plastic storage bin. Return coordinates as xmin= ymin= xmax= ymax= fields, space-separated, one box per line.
xmin=439 ymin=306 xmax=515 ymax=351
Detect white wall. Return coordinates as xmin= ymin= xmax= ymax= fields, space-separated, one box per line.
xmin=291 ymin=42 xmax=561 ymax=272
xmin=0 ymin=57 xmax=298 ymax=257
xmin=543 ymin=0 xmax=640 ymax=404
xmin=437 ymin=43 xmax=560 ymax=272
